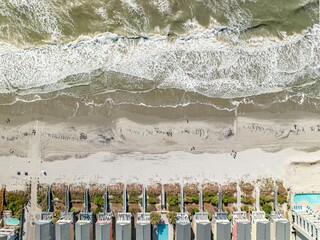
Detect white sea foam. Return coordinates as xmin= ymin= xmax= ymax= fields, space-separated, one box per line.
xmin=120 ymin=0 xmax=141 ymax=13
xmin=95 ymin=7 xmax=108 ymax=22
xmin=183 ymin=18 xmax=204 ymax=32
xmin=149 ymin=0 xmax=171 ymax=14
xmin=0 ymin=0 xmax=72 ymax=43
xmin=201 ymin=0 xmax=252 ymax=31
xmin=0 ymin=24 xmax=319 ymax=99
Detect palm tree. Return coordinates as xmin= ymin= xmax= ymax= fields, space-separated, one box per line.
xmin=150 ymin=212 xmax=161 ymax=226
xmin=167 ymin=212 xmax=177 ymax=239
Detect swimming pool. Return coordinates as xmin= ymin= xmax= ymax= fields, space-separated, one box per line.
xmin=293 ymin=193 xmax=320 ymax=207
xmin=158 ymin=224 xmax=168 ymax=240
xmin=5 ymin=218 xmax=20 ymax=226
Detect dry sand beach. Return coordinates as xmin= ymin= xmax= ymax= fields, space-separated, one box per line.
xmin=1 ymin=149 xmax=320 ymax=192
xmin=1 ymin=105 xmax=320 ymax=192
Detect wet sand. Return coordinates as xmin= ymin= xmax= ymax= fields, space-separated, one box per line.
xmin=1 ymin=109 xmax=320 ymax=159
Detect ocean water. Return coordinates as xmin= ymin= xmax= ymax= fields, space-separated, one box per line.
xmin=0 ymin=0 xmax=319 ymax=113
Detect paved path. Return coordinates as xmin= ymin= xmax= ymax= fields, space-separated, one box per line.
xmin=24 ymin=121 xmax=42 ymax=240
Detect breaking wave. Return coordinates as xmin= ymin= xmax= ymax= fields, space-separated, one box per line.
xmin=0 ymin=0 xmax=319 ymax=113
xmin=0 ymin=24 xmax=319 ymax=100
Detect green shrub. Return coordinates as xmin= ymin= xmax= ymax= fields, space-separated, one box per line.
xmin=242 ymin=197 xmax=254 ymax=205
xmin=168 ymin=205 xmax=180 ymax=212
xmin=168 ymin=196 xmax=179 ymax=206
xmin=147 ymin=205 xmax=157 ymax=212
xmin=191 ymin=194 xmax=199 ymax=204
xmin=278 ymin=196 xmax=287 ymax=204
xmin=222 ymin=195 xmax=230 ymax=204
xmin=225 ymin=208 xmax=231 ymax=215
xmin=222 ymin=194 xmax=238 ymax=204
xmin=53 ymin=210 xmax=61 ymax=224
xmin=210 ymin=196 xmax=219 ymax=206
xmin=167 ymin=212 xmax=177 ymax=225
xmin=184 ymin=196 xmax=193 ymax=204
xmin=184 ymin=194 xmax=199 ymax=204
xmin=110 ymin=196 xmax=123 ymax=204
xmin=94 ymin=207 xmax=102 ymax=215
xmin=188 ymin=208 xmax=199 ymax=215
xmin=203 ymin=191 xmax=216 ymax=202
xmin=260 ymin=197 xmax=267 ymax=205
xmin=5 ymin=191 xmax=29 ymax=218
xmin=128 ymin=205 xmax=141 ymax=213
xmin=262 ymin=204 xmax=272 ymax=218
xmin=150 ymin=212 xmax=161 ymax=225
xmin=95 ymin=195 xmax=104 ymax=205
xmin=241 ymin=205 xmax=249 ymax=212
xmin=148 ymin=196 xmax=159 ymax=205
xmin=203 ymin=191 xmax=215 ymax=198
xmin=128 ymin=195 xmax=141 ymax=204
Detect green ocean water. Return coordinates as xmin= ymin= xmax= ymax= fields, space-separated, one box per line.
xmin=0 ymin=0 xmax=318 ymax=45
xmin=0 ymin=0 xmax=319 ymax=113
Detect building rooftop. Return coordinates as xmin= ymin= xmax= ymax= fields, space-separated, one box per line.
xmin=98 ymin=212 xmax=112 ymax=220
xmin=177 ymin=212 xmax=190 ymax=224
xmin=57 ymin=211 xmax=74 ymax=223
xmin=97 ymin=212 xmax=112 ymax=224
xmin=270 ymin=211 xmax=289 ymax=222
xmin=251 ymin=211 xmax=269 ymax=223
xmin=76 ymin=220 xmax=91 ymax=225
xmin=36 ymin=219 xmax=53 ymax=224
xmin=96 ymin=219 xmax=112 ymax=225
xmin=194 ymin=212 xmax=210 ymax=223
xmin=2 ymin=211 xmax=12 ymax=219
xmin=40 ymin=212 xmax=54 ymax=221
xmin=137 ymin=213 xmax=150 ymax=224
xmin=78 ymin=212 xmax=93 ymax=222
xmin=232 ymin=211 xmax=250 ymax=223
xmin=117 ymin=213 xmax=131 ymax=223
xmin=56 ymin=219 xmax=72 ymax=224
xmin=214 ymin=212 xmax=229 ymax=223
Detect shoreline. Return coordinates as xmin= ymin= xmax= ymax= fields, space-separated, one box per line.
xmin=1 ymin=110 xmax=320 ymax=159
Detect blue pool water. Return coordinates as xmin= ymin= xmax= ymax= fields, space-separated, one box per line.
xmin=5 ymin=218 xmax=19 ymax=226
xmin=293 ymin=194 xmax=320 ymax=206
xmin=158 ymin=224 xmax=168 ymax=240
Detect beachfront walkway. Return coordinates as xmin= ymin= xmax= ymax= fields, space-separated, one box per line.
xmin=24 ymin=120 xmax=42 ymax=240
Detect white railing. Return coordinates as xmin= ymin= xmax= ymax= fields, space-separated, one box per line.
xmin=292 ymin=209 xmax=320 ymax=240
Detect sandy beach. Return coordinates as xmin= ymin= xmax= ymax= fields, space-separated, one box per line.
xmin=0 ymin=107 xmax=320 ymax=192
xmin=1 ymin=147 xmax=320 ymax=193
